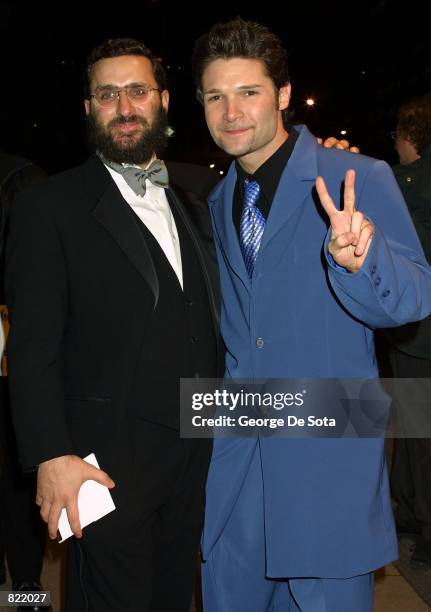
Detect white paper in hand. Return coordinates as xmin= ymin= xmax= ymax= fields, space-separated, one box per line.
xmin=58 ymin=453 xmax=116 ymax=542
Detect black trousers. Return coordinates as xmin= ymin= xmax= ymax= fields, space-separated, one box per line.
xmin=66 ymin=417 xmax=212 ymax=612
xmin=389 ymin=348 xmax=431 ymax=535
xmin=0 ymin=378 xmax=45 ymax=584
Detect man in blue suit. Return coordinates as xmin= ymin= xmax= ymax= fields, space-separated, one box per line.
xmin=192 ymin=18 xmax=431 ymax=611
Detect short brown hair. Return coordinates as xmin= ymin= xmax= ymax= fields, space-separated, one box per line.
xmin=84 ymin=37 xmax=167 ymax=98
xmin=192 ymin=17 xmax=290 ymax=97
xmin=396 ymin=94 xmax=431 ymax=155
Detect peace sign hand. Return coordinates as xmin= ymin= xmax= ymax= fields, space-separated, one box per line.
xmin=316 ymin=169 xmax=374 ymax=272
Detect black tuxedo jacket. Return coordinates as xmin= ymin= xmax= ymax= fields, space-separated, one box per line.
xmin=5 ymin=155 xmax=222 ymax=470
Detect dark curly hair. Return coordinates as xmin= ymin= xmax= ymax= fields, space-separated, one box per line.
xmin=396 ymin=94 xmax=431 ymax=155
xmin=192 ymin=17 xmax=290 ymax=102
xmin=84 ymin=37 xmax=167 ymax=98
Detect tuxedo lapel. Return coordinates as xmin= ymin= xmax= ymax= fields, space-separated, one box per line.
xmin=167 ymin=185 xmax=221 ymax=331
xmin=86 ymin=156 xmax=159 ymax=309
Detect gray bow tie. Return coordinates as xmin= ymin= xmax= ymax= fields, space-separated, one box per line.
xmin=99 ymin=153 xmax=169 ymax=197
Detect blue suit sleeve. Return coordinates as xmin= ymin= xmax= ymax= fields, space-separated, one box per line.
xmin=324 ymin=159 xmax=431 ymax=328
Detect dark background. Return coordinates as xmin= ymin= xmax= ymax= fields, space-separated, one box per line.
xmin=0 ymin=0 xmax=429 ymax=174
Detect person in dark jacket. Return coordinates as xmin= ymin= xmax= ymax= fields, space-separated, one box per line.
xmin=387 ymin=94 xmax=431 ymax=567
xmin=0 ymin=150 xmax=49 ymax=608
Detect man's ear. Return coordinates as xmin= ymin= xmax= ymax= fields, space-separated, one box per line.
xmin=84 ymin=99 xmax=90 ymax=116
xmin=278 ymin=83 xmax=291 ymax=111
xmin=161 ymin=89 xmax=169 ymax=113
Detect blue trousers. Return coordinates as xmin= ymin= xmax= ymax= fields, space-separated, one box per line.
xmin=202 ymin=444 xmax=374 ymax=612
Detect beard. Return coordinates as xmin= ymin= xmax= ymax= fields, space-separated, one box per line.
xmin=86 ymin=105 xmax=169 ymax=165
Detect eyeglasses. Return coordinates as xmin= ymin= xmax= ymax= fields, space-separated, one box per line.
xmin=89 ymin=85 xmax=160 ymax=107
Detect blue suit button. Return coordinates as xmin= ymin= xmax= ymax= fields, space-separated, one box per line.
xmin=375 ymin=277 xmax=381 ymax=287
xmin=382 ymin=290 xmax=390 ymax=297
xmin=370 ymin=265 xmax=377 ymax=275
xmin=256 ymin=337 xmax=265 ymax=348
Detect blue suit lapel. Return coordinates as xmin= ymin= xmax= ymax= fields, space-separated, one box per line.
xmin=260 ymin=125 xmax=319 ymax=251
xmin=208 ymin=126 xmax=319 ymax=283
xmin=208 ymin=162 xmax=251 ymax=287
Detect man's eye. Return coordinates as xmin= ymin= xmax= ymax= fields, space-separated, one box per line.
xmin=207 ymin=95 xmax=222 ymax=103
xmin=243 ymin=90 xmax=258 ymax=97
xmin=99 ymin=91 xmax=117 ymax=101
xmin=130 ymin=87 xmax=147 ymax=98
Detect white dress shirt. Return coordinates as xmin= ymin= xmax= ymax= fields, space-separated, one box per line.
xmin=105 ymin=162 xmax=183 ymax=289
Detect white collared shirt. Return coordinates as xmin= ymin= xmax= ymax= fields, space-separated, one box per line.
xmin=105 ymin=162 xmax=183 ymax=289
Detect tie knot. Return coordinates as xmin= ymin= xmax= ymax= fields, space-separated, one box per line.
xmin=138 ymin=159 xmax=169 ymax=186
xmin=98 ymin=152 xmax=169 ymax=197
xmin=244 ymin=179 xmax=260 ymax=209
xmin=124 ymin=159 xmax=169 ymax=196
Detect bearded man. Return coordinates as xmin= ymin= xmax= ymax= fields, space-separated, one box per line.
xmin=5 ymin=38 xmax=222 ymax=612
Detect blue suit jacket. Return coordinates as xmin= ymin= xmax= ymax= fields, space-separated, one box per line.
xmin=202 ymin=125 xmax=431 ymax=578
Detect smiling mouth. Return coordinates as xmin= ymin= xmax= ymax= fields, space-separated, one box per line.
xmin=114 ymin=122 xmax=142 ymax=133
xmin=223 ymin=128 xmax=251 ymax=136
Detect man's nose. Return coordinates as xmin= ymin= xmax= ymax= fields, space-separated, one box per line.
xmin=116 ymin=90 xmax=135 ymax=116
xmin=224 ymin=98 xmax=243 ymax=122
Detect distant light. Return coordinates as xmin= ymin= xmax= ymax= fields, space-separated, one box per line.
xmin=340 ymin=130 xmax=347 ymax=135
xmin=305 ymin=98 xmax=315 ymax=106
xmin=219 ymin=171 xmax=224 ymax=175
xmin=209 ymin=163 xmax=215 ymax=168
xmin=361 ymin=70 xmax=366 ymax=75
xmin=33 ymin=123 xmax=38 ymax=128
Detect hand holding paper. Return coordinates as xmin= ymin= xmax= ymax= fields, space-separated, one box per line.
xmin=57 ymin=453 xmax=116 ymax=542
xmin=36 ymin=453 xmax=115 ymax=540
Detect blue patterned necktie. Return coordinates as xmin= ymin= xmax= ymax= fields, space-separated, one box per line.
xmin=240 ymin=179 xmax=266 ymax=278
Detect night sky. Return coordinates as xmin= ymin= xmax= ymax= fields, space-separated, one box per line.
xmin=1 ymin=0 xmax=429 ymax=174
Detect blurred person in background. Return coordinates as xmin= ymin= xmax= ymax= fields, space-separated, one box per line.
xmin=0 ymin=149 xmax=50 ymax=609
xmin=386 ymin=94 xmax=431 ymax=567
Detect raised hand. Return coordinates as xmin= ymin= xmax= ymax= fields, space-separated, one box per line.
xmin=316 ymin=169 xmax=374 ymax=272
xmin=36 ymin=454 xmax=115 ymax=539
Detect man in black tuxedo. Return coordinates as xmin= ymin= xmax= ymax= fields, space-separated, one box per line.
xmin=5 ymin=38 xmax=221 ymax=611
